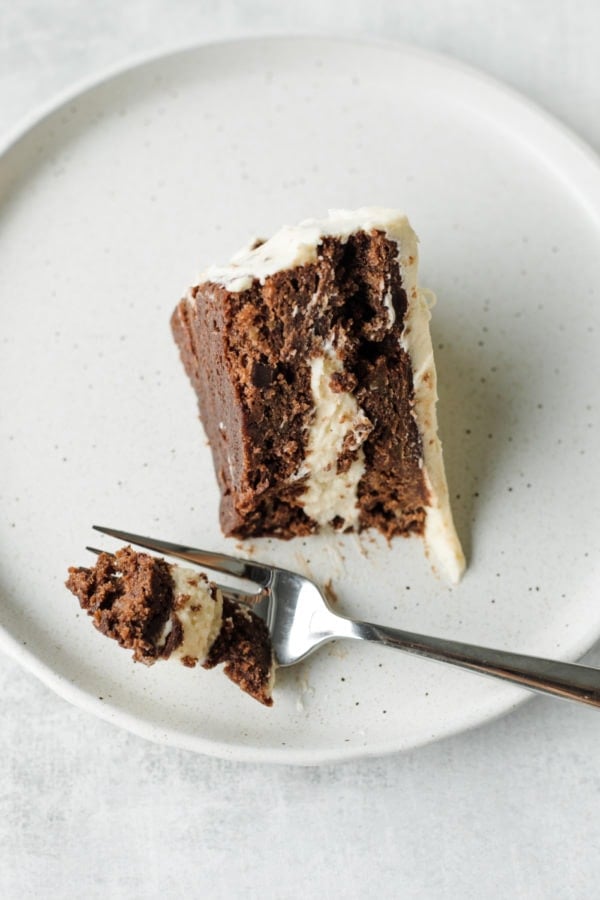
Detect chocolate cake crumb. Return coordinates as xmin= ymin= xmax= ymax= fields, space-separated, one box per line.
xmin=204 ymin=597 xmax=274 ymax=706
xmin=65 ymin=547 xmax=173 ymax=664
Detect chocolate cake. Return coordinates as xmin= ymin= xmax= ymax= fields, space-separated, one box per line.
xmin=66 ymin=546 xmax=274 ymax=705
xmin=172 ymin=208 xmax=465 ymax=582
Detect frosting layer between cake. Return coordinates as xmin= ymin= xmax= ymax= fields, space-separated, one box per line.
xmin=299 ymin=346 xmax=373 ymax=527
xmin=159 ymin=565 xmax=223 ymax=665
xmin=66 ymin=548 xmax=275 ymax=705
xmin=177 ymin=207 xmax=465 ymax=582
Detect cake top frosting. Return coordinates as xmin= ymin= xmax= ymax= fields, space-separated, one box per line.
xmin=200 ymin=207 xmax=419 ymax=293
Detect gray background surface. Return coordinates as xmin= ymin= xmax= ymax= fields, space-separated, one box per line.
xmin=2 ymin=2 xmax=600 ymax=898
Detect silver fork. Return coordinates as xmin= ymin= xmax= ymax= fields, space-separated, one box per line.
xmin=92 ymin=525 xmax=600 ymax=708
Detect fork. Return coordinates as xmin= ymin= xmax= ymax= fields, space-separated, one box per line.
xmin=92 ymin=525 xmax=600 ymax=708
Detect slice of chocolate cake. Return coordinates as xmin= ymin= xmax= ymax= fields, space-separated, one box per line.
xmin=172 ymin=208 xmax=465 ymax=582
xmin=66 ymin=546 xmax=274 ymax=705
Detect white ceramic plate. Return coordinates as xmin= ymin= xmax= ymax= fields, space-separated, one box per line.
xmin=2 ymin=36 xmax=600 ymax=765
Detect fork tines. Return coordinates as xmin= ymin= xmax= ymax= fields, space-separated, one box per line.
xmin=91 ymin=525 xmax=273 ymax=587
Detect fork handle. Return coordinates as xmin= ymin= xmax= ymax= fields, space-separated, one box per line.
xmin=343 ymin=620 xmax=600 ymax=707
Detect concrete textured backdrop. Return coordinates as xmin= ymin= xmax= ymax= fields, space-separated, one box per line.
xmin=2 ymin=2 xmax=600 ymax=898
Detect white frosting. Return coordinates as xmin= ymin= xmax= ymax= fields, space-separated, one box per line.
xmin=162 ymin=565 xmax=223 ymax=664
xmin=400 ymin=288 xmax=466 ymax=583
xmin=383 ymin=286 xmax=396 ymax=326
xmin=195 ymin=207 xmax=465 ymax=582
xmin=298 ymin=348 xmax=373 ymax=527
xmin=200 ymin=207 xmax=419 ymax=293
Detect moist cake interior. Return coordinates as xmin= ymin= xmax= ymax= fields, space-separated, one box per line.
xmin=173 ymin=232 xmax=427 ymax=537
xmin=171 ymin=207 xmax=465 ymax=582
xmin=66 ymin=547 xmax=275 ymax=705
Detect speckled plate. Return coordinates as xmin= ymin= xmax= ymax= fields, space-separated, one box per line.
xmin=1 ymin=36 xmax=600 ymax=764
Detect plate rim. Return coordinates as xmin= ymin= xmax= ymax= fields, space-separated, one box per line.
xmin=2 ymin=33 xmax=600 ymax=765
